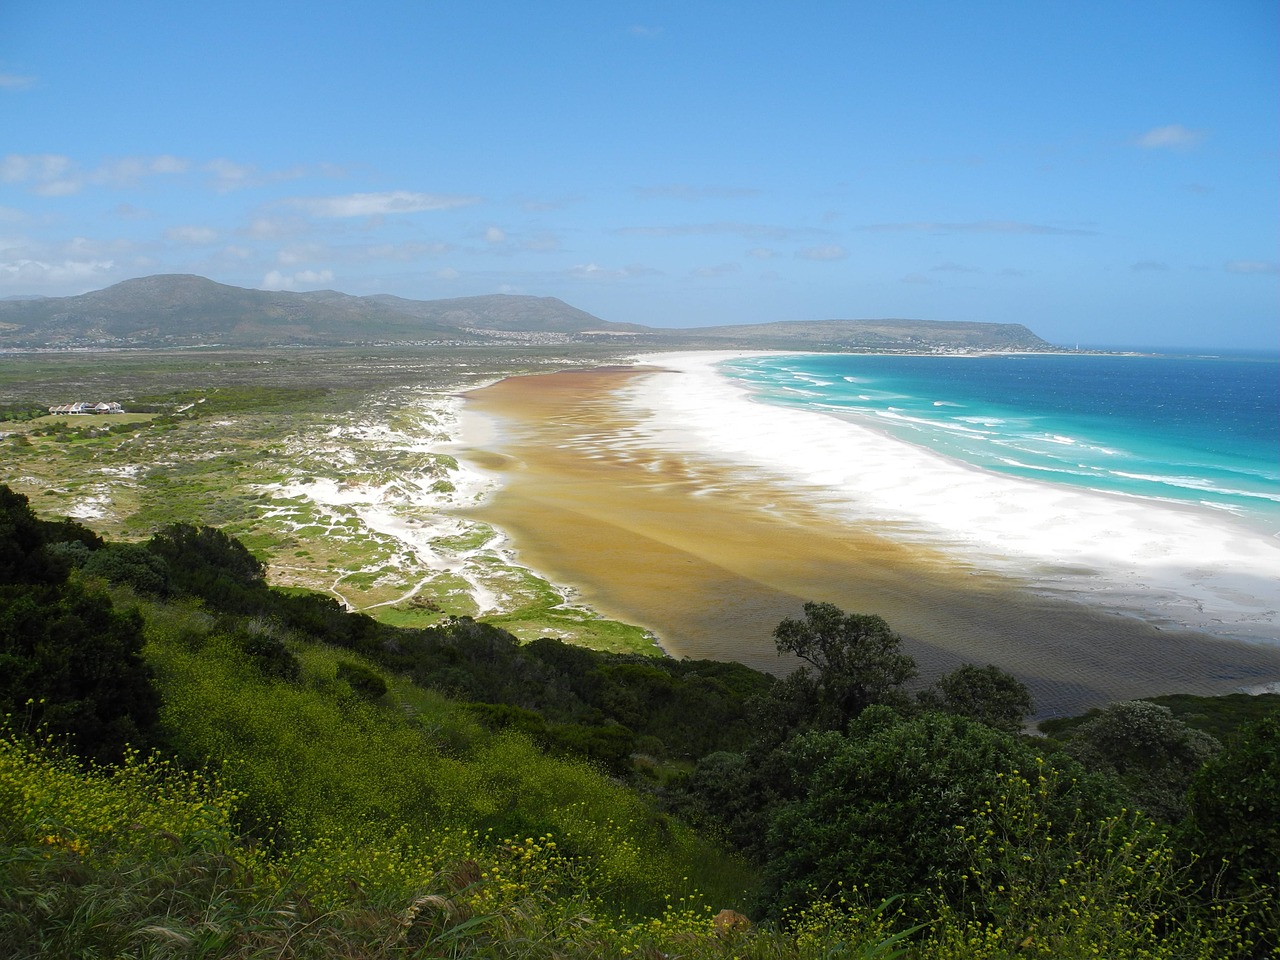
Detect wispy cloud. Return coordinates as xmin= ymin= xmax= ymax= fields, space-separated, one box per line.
xmin=292 ymin=191 xmax=481 ymax=217
xmin=165 ymin=225 xmax=219 ymax=245
xmin=2 ymin=153 xmax=193 ymax=195
xmin=0 ymin=257 xmax=117 ymax=285
xmin=796 ymin=245 xmax=847 ymax=261
xmin=863 ymin=220 xmax=1097 ymax=237
xmin=520 ymin=195 xmax=583 ymax=212
xmin=931 ymin=261 xmax=981 ymax=274
xmin=1225 ymin=260 xmax=1278 ymax=275
xmin=615 ymin=221 xmax=825 ymax=241
xmin=901 ymin=272 xmax=934 ymax=285
xmin=1130 ymin=260 xmax=1169 ymax=273
xmin=634 ymin=184 xmax=762 ymax=201
xmin=203 ymin=159 xmax=340 ymax=192
xmin=0 ymin=73 xmax=36 ymax=90
xmin=1135 ymin=124 xmax=1205 ymax=150
xmin=261 ymin=268 xmax=334 ymax=290
xmin=629 ymin=25 xmax=663 ymax=38
xmin=569 ymin=262 xmax=662 ymax=280
xmin=690 ymin=262 xmax=741 ymax=278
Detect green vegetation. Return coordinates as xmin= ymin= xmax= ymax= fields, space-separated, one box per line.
xmin=1 ymin=346 xmax=658 ymax=653
xmin=2 ymin=485 xmax=1277 ymax=957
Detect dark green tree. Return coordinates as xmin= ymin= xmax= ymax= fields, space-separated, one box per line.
xmin=771 ymin=601 xmax=918 ymax=728
xmin=1181 ymin=714 xmax=1279 ymax=886
xmin=82 ymin=542 xmax=172 ymax=595
xmin=1065 ymin=699 xmax=1220 ymax=822
xmin=1180 ymin=715 xmax=1280 ymax=956
xmin=0 ymin=485 xmax=101 ymax=586
xmin=0 ymin=581 xmax=159 ymax=763
xmin=145 ymin=523 xmax=265 ymax=612
xmin=917 ymin=662 xmax=1034 ymax=733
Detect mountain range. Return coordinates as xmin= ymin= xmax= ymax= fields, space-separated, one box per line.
xmin=0 ymin=274 xmax=1055 ymax=352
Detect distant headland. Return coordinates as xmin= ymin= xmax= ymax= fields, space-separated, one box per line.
xmin=0 ymin=273 xmax=1057 ymax=353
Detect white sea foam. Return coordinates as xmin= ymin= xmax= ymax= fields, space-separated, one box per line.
xmin=627 ymin=351 xmax=1280 ymax=645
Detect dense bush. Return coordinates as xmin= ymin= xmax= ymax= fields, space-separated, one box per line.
xmin=0 ymin=486 xmax=159 ymax=763
xmin=1063 ymin=699 xmax=1221 ymax=822
xmin=760 ymin=707 xmax=1119 ymax=917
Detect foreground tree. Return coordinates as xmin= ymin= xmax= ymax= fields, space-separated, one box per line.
xmin=917 ymin=662 xmax=1034 ymax=733
xmin=771 ymin=601 xmax=918 ymax=729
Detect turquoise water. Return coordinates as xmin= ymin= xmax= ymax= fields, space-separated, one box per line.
xmin=719 ymin=352 xmax=1280 ymax=536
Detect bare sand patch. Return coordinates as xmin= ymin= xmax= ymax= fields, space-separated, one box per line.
xmin=458 ymin=364 xmax=1280 ymax=720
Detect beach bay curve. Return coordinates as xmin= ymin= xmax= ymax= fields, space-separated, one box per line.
xmin=453 ymin=351 xmax=1280 ymax=720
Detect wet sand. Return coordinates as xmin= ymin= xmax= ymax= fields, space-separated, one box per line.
xmin=458 ymin=365 xmax=1280 ymax=720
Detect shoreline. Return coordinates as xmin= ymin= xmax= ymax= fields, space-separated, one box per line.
xmin=622 ymin=351 xmax=1280 ymax=648
xmin=453 ymin=352 xmax=1280 ymax=716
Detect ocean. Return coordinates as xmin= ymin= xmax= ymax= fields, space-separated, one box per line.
xmin=717 ymin=352 xmax=1280 ymax=538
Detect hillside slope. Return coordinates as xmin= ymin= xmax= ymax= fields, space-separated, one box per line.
xmin=0 ymin=273 xmax=1057 ymax=351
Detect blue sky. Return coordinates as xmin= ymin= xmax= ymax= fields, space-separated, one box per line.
xmin=2 ymin=2 xmax=1276 ymax=348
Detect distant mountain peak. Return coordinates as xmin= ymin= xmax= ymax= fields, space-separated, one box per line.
xmin=0 ymin=274 xmax=1058 ymax=352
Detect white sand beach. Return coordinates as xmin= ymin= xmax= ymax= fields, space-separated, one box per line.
xmin=621 ymin=351 xmax=1280 ymax=648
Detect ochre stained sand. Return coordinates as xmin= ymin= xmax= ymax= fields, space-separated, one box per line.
xmin=459 ymin=366 xmax=1280 ymax=719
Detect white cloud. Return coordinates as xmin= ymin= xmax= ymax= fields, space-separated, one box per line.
xmin=797 ymin=245 xmax=847 ymax=261
xmin=1 ymin=153 xmax=73 ymax=184
xmin=691 ymin=262 xmax=741 ymax=278
xmin=569 ymin=262 xmax=662 ymax=280
xmin=34 ymin=179 xmax=81 ymax=197
xmin=0 ymin=257 xmax=116 ymax=285
xmin=484 ymin=226 xmax=506 ymax=244
xmin=165 ymin=225 xmax=219 ymax=245
xmin=437 ymin=267 xmax=460 ymax=280
xmin=261 ymin=268 xmax=334 ymax=290
xmin=0 ymin=206 xmax=27 ymax=223
xmin=629 ymin=24 xmax=663 ymax=38
xmin=294 ymin=190 xmax=481 ymax=217
xmin=748 ymin=247 xmax=776 ymax=259
xmin=1225 ymin=260 xmax=1279 ymax=275
xmin=901 ymin=272 xmax=934 ymax=284
xmin=635 ymin=184 xmax=761 ymax=201
xmin=0 ymin=73 xmax=36 ymax=90
xmin=95 ymin=155 xmax=191 ymax=186
xmin=931 ymin=261 xmax=981 ymax=273
xmin=360 ymin=241 xmax=452 ymax=261
xmin=616 ymin=221 xmax=823 ymax=241
xmin=1135 ymin=124 xmax=1205 ymax=150
xmin=2 ymin=153 xmax=191 ymax=195
xmin=864 ymin=220 xmax=1096 ymax=236
xmin=204 ymin=158 xmax=259 ymax=192
xmin=1130 ymin=260 xmax=1169 ymax=273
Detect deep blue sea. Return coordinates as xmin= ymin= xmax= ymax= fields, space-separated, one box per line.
xmin=718 ymin=352 xmax=1280 ymax=537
